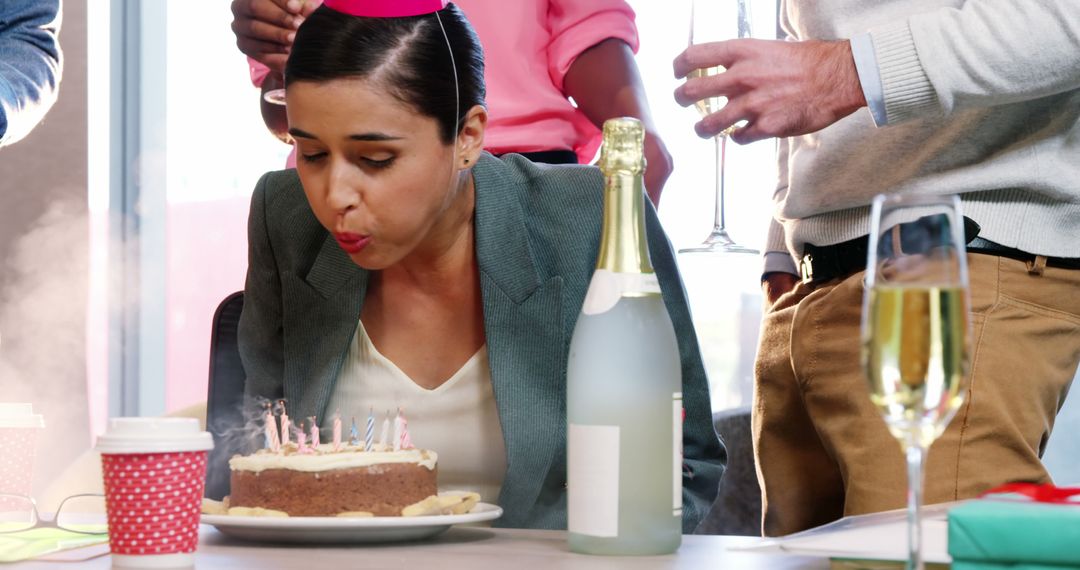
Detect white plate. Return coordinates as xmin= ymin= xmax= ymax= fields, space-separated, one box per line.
xmin=200 ymin=502 xmax=502 ymax=544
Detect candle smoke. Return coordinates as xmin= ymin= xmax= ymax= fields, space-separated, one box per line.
xmin=0 ymin=197 xmax=90 ymax=497
xmin=204 ymin=394 xmax=281 ymax=499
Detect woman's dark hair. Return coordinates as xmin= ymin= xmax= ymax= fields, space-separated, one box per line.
xmin=285 ymin=3 xmax=485 ymax=144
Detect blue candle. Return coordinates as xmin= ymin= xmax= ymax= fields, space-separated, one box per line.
xmin=349 ymin=417 xmax=361 ymax=446
xmin=364 ymin=408 xmax=375 ymax=451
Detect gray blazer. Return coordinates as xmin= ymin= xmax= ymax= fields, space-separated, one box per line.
xmin=239 ymin=153 xmax=726 ymax=531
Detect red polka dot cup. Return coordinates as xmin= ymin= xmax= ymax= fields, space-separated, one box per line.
xmin=0 ymin=403 xmax=45 ymax=509
xmin=96 ymin=418 xmax=213 ymax=568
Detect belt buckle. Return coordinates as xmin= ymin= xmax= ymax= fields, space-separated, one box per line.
xmin=799 ymin=253 xmax=814 ymax=284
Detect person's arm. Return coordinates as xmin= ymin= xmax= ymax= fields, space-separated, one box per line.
xmin=231 ymin=0 xmax=317 ymax=143
xmin=673 ymin=0 xmax=1080 ymax=143
xmin=762 ymin=215 xmax=798 ymax=307
xmin=673 ymin=38 xmax=865 ymax=143
xmin=230 ymin=0 xmax=314 ymax=75
xmin=238 ymin=173 xmax=286 ymax=404
xmin=547 ymin=0 xmax=672 ymax=205
xmin=564 ymin=38 xmax=673 ymax=206
xmin=762 ymin=136 xmax=798 ymax=306
xmin=0 ymin=0 xmax=62 ymax=148
xmin=645 ymin=200 xmax=727 ymax=533
xmin=867 ymin=0 xmax=1080 ymax=123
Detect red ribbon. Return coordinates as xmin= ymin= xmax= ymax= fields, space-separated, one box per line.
xmin=982 ymin=482 xmax=1080 ymax=504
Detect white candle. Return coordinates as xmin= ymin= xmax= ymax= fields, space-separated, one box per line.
xmin=379 ymin=410 xmax=391 ymax=449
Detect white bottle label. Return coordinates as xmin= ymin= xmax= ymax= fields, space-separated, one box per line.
xmin=673 ymin=392 xmax=683 ymax=516
xmin=582 ymin=269 xmax=662 ymax=315
xmin=568 ymin=423 xmax=620 ymax=537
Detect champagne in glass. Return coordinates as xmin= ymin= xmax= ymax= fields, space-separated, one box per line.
xmin=680 ymin=0 xmax=758 ymax=255
xmin=689 ymin=67 xmax=736 ymax=137
xmin=865 ymin=285 xmax=967 ymax=448
xmin=862 ymin=194 xmax=971 ymax=570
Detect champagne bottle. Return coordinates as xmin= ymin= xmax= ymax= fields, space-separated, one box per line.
xmin=566 ymin=117 xmax=682 ymax=555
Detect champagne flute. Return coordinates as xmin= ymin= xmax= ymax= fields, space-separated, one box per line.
xmin=680 ymin=0 xmax=759 ymax=255
xmin=264 ymin=88 xmax=286 ymax=105
xmin=862 ymin=194 xmax=971 ymax=570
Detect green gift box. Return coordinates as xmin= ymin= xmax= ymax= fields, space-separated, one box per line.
xmin=949 ymin=485 xmax=1080 ymax=569
xmin=953 ymin=564 xmax=1080 ymax=570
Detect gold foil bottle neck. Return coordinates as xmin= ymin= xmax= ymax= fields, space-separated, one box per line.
xmin=600 ymin=117 xmax=645 ymax=175
xmin=594 ymin=117 xmax=653 ymax=276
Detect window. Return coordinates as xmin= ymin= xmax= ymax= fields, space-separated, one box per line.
xmin=629 ymin=0 xmax=777 ymax=412
xmin=85 ymin=0 xmax=1079 ymax=487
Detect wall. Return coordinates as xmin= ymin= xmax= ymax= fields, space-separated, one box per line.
xmin=0 ymin=0 xmax=90 ymax=496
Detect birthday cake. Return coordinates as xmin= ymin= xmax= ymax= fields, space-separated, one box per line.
xmin=226 ymin=443 xmax=440 ymax=517
xmin=211 ymin=406 xmax=484 ymax=518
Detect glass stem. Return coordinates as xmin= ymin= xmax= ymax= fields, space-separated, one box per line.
xmin=713 ymin=135 xmax=727 ymax=232
xmin=905 ymin=443 xmax=927 ymax=570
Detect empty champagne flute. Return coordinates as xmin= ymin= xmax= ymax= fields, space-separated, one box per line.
xmin=680 ymin=0 xmax=758 ymax=255
xmin=862 ymin=194 xmax=971 ymax=570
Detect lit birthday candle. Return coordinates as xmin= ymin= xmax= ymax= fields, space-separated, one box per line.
xmin=399 ymin=409 xmax=413 ymax=450
xmin=297 ymin=428 xmax=311 ymax=454
xmin=349 ymin=417 xmax=361 ymax=446
xmin=393 ymin=408 xmax=404 ymax=452
xmin=263 ymin=402 xmax=280 ymax=452
xmin=379 ymin=410 xmax=391 ymax=449
xmin=278 ymin=399 xmax=291 ymax=447
xmin=309 ymin=416 xmax=320 ymax=450
xmin=332 ymin=412 xmax=342 ymax=452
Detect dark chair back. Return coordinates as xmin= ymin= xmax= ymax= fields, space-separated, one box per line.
xmin=696 ymin=406 xmax=763 ymax=536
xmin=205 ymin=291 xmax=245 ymax=500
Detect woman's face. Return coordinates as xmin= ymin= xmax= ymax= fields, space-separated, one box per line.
xmin=286 ymin=77 xmax=482 ymax=270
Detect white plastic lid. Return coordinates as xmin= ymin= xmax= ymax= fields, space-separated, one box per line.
xmin=95 ymin=417 xmax=213 ymax=454
xmin=0 ymin=403 xmax=45 ymax=429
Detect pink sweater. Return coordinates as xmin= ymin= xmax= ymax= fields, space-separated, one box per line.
xmin=250 ymin=0 xmax=639 ymax=166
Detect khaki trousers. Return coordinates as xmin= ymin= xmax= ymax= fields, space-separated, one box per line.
xmin=753 ymin=253 xmax=1080 ymax=536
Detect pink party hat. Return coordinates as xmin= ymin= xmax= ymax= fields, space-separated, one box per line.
xmin=324 ymin=0 xmax=449 ymax=18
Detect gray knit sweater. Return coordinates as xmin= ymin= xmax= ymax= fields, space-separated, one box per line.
xmin=767 ymin=0 xmax=1080 ymax=273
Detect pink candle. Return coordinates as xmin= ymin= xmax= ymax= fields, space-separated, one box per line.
xmin=297 ymin=430 xmax=312 ymax=454
xmin=393 ymin=408 xmax=404 ymax=452
xmin=399 ymin=412 xmax=413 ymax=450
xmin=309 ymin=416 xmax=320 ymax=450
xmin=278 ymin=400 xmax=291 ymax=447
xmin=332 ymin=414 xmax=342 ymax=452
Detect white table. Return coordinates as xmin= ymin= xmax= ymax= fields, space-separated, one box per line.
xmin=13 ymin=527 xmax=830 ymax=569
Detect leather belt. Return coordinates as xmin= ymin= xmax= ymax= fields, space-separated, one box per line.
xmin=798 ymin=218 xmax=1079 ymax=285
xmin=967 ymin=238 xmax=1080 ymax=270
xmin=799 ymin=238 xmax=869 ymax=285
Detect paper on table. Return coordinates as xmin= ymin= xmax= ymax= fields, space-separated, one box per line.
xmin=730 ymin=502 xmax=959 ymax=564
xmin=0 ymin=527 xmax=109 ymax=563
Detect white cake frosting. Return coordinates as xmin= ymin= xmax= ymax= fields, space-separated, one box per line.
xmin=229 ymin=444 xmax=438 ymax=472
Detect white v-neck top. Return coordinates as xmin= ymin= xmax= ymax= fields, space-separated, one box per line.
xmin=325 ymin=321 xmax=507 ymax=504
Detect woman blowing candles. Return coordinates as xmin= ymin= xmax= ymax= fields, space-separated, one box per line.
xmin=237 ymin=0 xmax=725 ymax=530
xmin=231 ymin=0 xmax=675 ymax=204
